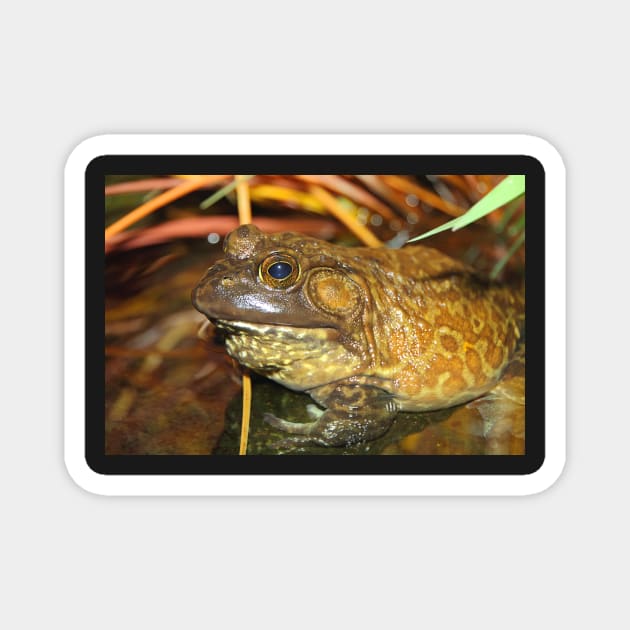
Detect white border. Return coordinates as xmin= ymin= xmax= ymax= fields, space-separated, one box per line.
xmin=64 ymin=134 xmax=565 ymax=496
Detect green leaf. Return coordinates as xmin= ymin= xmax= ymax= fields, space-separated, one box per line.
xmin=407 ymin=175 xmax=525 ymax=243
xmin=199 ymin=175 xmax=255 ymax=210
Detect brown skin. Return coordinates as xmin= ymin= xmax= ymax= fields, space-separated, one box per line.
xmin=192 ymin=224 xmax=524 ymax=446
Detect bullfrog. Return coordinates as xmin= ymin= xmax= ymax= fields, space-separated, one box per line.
xmin=192 ymin=224 xmax=524 ymax=446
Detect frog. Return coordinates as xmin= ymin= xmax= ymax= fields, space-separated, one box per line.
xmin=192 ymin=224 xmax=524 ymax=447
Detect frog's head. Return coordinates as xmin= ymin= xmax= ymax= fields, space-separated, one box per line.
xmin=191 ymin=224 xmax=369 ymax=385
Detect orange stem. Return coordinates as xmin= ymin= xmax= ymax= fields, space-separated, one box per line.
xmin=235 ymin=175 xmax=253 ymax=224
xmin=239 ymin=370 xmax=252 ymax=456
xmin=294 ymin=175 xmax=396 ymax=220
xmin=104 ymin=174 xmax=230 ymax=240
xmin=105 ymin=178 xmax=183 ymax=195
xmin=235 ymin=175 xmax=253 ymax=455
xmin=308 ymin=185 xmax=382 ymax=247
xmin=382 ymin=175 xmax=467 ymax=218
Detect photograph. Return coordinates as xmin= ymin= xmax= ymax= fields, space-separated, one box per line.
xmin=102 ymin=169 xmax=528 ymax=459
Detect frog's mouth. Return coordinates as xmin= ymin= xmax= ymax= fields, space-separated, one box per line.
xmin=213 ymin=318 xmax=339 ymax=341
xmin=191 ymin=280 xmax=341 ymax=332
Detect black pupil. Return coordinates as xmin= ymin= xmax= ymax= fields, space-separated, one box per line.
xmin=268 ymin=261 xmax=292 ymax=280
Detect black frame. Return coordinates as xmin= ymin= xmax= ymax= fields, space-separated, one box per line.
xmin=88 ymin=155 xmax=545 ymax=475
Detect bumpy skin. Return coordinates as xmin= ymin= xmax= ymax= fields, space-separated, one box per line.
xmin=192 ymin=224 xmax=524 ymax=446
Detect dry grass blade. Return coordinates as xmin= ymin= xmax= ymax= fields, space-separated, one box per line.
xmin=250 ymin=185 xmax=326 ymax=213
xmin=295 ymin=175 xmax=396 ymax=220
xmin=308 ymin=185 xmax=382 ymax=247
xmin=105 ymin=178 xmax=184 ymax=195
xmin=355 ymin=174 xmax=420 ymax=217
xmin=235 ymin=175 xmax=253 ymax=224
xmin=240 ymin=370 xmax=252 ymax=456
xmin=490 ymin=231 xmax=525 ymax=280
xmin=105 ymin=215 xmax=340 ymax=254
xmin=105 ymin=175 xmax=230 ymax=240
xmin=436 ymin=174 xmax=470 ymax=195
xmin=382 ymin=175 xmax=467 ymax=217
xmin=235 ymin=175 xmax=253 ymax=455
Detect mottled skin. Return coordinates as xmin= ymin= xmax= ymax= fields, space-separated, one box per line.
xmin=192 ymin=224 xmax=524 ymax=446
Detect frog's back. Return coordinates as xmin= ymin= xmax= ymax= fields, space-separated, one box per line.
xmin=342 ymin=243 xmax=524 ymax=411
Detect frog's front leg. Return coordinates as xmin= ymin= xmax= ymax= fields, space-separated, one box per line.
xmin=263 ymin=383 xmax=398 ymax=446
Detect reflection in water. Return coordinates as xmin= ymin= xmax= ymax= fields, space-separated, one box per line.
xmin=216 ymin=361 xmax=524 ymax=456
xmin=106 ymin=244 xmax=525 ymax=456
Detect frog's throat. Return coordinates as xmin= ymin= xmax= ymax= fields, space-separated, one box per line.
xmin=214 ymin=319 xmax=360 ymax=390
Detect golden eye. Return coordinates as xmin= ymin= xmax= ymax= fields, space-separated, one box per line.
xmin=259 ymin=253 xmax=300 ymax=288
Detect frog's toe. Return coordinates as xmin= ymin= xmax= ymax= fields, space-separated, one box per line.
xmin=263 ymin=413 xmax=316 ymax=435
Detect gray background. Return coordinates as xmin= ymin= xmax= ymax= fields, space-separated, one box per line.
xmin=2 ymin=2 xmax=627 ymax=628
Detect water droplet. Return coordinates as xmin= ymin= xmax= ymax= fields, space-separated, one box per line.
xmin=357 ymin=207 xmax=369 ymax=224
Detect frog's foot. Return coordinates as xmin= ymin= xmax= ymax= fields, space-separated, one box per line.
xmin=263 ymin=413 xmax=318 ymax=435
xmin=263 ymin=384 xmax=398 ymax=447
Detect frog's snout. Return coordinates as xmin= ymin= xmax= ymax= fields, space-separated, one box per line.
xmin=191 ymin=269 xmax=216 ymax=317
xmin=191 ymin=282 xmax=205 ymax=315
xmin=191 ymin=263 xmax=251 ymax=321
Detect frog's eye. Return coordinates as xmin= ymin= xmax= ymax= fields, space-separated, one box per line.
xmin=259 ymin=253 xmax=300 ymax=288
xmin=268 ymin=261 xmax=292 ymax=279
